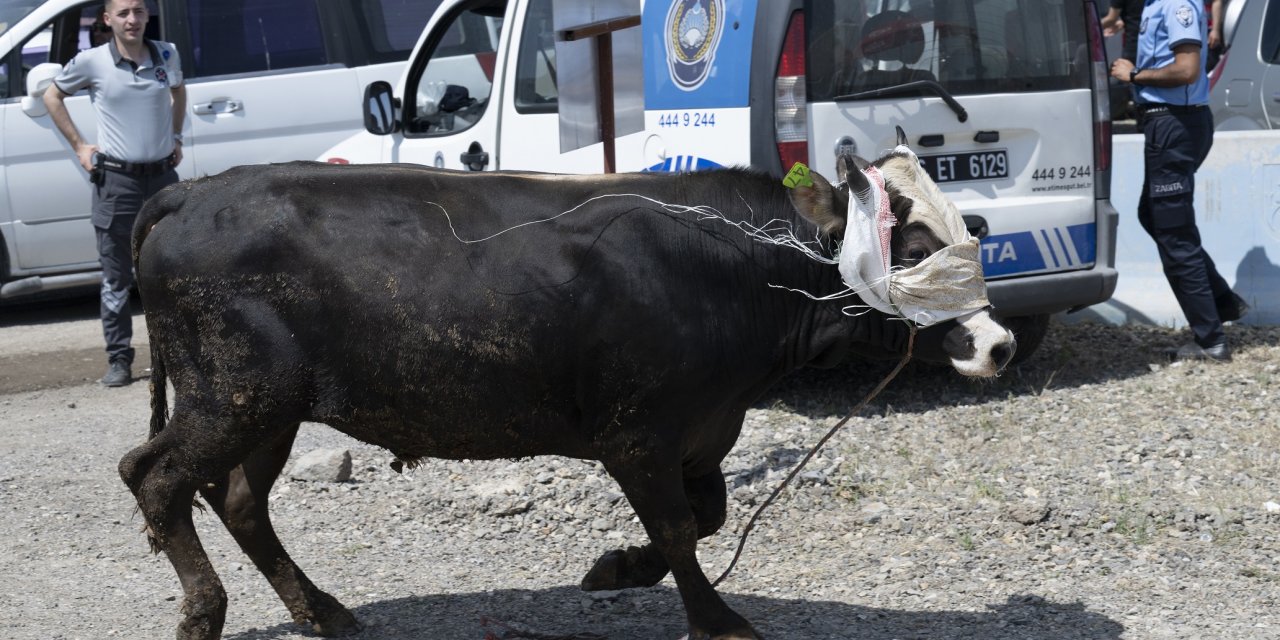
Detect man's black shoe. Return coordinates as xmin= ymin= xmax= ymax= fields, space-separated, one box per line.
xmin=1218 ymin=292 xmax=1250 ymax=323
xmin=1168 ymin=342 xmax=1231 ymax=363
xmin=100 ymin=360 xmax=132 ymax=387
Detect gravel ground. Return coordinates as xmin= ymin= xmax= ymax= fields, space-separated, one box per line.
xmin=2 ymin=312 xmax=1279 ymax=640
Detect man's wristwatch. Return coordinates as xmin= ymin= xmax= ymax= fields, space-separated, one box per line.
xmin=173 ymin=132 xmax=184 ymax=145
xmin=1129 ymin=68 xmax=1141 ymax=85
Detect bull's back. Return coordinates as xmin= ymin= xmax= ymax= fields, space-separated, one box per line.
xmin=136 ymin=162 xmax=806 ymax=458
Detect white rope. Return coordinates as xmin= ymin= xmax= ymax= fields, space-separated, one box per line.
xmin=421 ymin=190 xmax=919 ymax=320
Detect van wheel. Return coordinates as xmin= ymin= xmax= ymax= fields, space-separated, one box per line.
xmin=998 ymin=313 xmax=1050 ymax=366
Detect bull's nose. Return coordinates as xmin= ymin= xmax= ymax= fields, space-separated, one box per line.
xmin=992 ymin=337 xmax=1017 ymax=371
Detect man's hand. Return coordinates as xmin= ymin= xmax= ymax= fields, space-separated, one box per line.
xmin=1101 ymin=7 xmax=1123 ymax=36
xmin=75 ymin=143 xmax=99 ymax=172
xmin=1110 ymin=57 xmax=1136 ymax=83
xmin=171 ymin=143 xmax=183 ymax=168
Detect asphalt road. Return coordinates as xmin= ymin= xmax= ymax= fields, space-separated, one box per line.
xmin=0 ymin=293 xmax=150 ymax=394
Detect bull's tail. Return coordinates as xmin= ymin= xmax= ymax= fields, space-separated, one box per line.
xmin=148 ymin=348 xmax=168 ymax=440
xmin=135 ymin=182 xmax=185 ymax=438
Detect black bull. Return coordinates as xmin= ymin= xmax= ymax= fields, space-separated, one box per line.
xmin=120 ymin=160 xmax=1014 ymax=639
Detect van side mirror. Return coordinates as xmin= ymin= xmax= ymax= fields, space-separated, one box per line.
xmin=363 ymin=81 xmax=399 ymax=135
xmin=21 ymin=63 xmax=63 ymax=118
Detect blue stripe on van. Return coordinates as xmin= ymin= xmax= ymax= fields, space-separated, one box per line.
xmin=980 ymin=223 xmax=1097 ymax=278
xmin=643 ymin=155 xmax=723 ymax=172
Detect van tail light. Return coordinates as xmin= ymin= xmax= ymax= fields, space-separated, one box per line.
xmin=1208 ymin=49 xmax=1227 ymax=90
xmin=476 ymin=51 xmax=497 ymax=83
xmin=775 ymin=11 xmax=808 ymax=171
xmin=1084 ymin=0 xmax=1112 ymax=198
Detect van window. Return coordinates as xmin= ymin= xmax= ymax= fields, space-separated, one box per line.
xmin=1262 ymin=0 xmax=1280 ymax=63
xmin=403 ymin=3 xmax=504 ymax=136
xmin=186 ymin=0 xmax=327 ymax=77
xmin=353 ymin=0 xmax=443 ymax=64
xmin=513 ymin=0 xmax=556 ymax=113
xmin=3 ymin=1 xmax=130 ymax=99
xmin=807 ymin=0 xmax=1090 ymax=102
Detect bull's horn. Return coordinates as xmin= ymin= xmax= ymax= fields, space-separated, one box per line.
xmin=838 ymin=154 xmax=872 ymax=201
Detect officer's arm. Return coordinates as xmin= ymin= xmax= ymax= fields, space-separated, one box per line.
xmin=1128 ymin=44 xmax=1202 ymax=87
xmin=43 ymin=85 xmax=96 ymax=172
xmin=171 ymin=85 xmax=186 ymax=137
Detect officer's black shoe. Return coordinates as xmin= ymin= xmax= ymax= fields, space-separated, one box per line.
xmin=100 ymin=360 xmax=132 ymax=387
xmin=1217 ymin=292 xmax=1250 ymax=323
xmin=1168 ymin=342 xmax=1232 ymax=363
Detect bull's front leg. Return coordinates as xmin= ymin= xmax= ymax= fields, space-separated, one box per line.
xmin=582 ymin=467 xmax=727 ymax=592
xmin=603 ymin=454 xmax=758 ymax=640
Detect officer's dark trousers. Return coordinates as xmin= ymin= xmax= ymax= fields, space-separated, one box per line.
xmin=92 ymin=168 xmax=179 ymax=366
xmin=1138 ymin=108 xmax=1231 ymax=348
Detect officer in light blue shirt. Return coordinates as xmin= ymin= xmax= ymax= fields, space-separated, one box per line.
xmin=43 ymin=0 xmax=185 ymax=386
xmin=1110 ymin=0 xmax=1247 ymax=362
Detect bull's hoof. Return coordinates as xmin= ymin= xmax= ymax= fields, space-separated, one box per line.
xmin=580 ymin=546 xmax=669 ymax=591
xmin=300 ymin=591 xmax=362 ymax=637
xmin=311 ymin=608 xmax=362 ymax=637
xmin=177 ymin=595 xmax=226 ymax=640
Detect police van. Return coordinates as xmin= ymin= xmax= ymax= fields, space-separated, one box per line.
xmin=0 ymin=0 xmax=436 ymax=301
xmin=320 ymin=0 xmax=1120 ymax=362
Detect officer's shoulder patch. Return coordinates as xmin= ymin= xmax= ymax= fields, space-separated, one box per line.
xmin=1176 ymin=4 xmax=1195 ymax=28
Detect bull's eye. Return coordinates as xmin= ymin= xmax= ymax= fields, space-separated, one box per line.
xmin=893 ymin=222 xmax=946 ymax=268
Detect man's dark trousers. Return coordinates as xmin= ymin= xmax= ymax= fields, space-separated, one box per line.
xmin=1137 ymin=107 xmax=1232 ymax=348
xmin=93 ymin=167 xmax=178 ymax=367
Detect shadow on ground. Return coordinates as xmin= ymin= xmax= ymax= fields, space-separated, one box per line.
xmin=0 ymin=287 xmax=103 ymax=325
xmin=223 ymin=585 xmax=1122 ymax=640
xmin=763 ymin=320 xmax=1280 ymax=420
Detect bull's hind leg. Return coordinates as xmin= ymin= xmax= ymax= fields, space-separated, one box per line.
xmin=197 ymin=424 xmax=360 ymax=636
xmin=581 ymin=467 xmax=727 ymax=591
xmin=119 ymin=424 xmax=230 ymax=640
xmin=604 ymin=455 xmax=757 ymax=640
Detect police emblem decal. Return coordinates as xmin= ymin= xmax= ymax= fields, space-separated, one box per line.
xmin=665 ymin=0 xmax=725 ymax=91
xmin=155 ymin=68 xmax=169 ymax=87
xmin=1175 ymin=5 xmax=1194 ymax=27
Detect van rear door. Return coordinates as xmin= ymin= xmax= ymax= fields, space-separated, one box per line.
xmin=805 ymin=0 xmax=1101 ymax=283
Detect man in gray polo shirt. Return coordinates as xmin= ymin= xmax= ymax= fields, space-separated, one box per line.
xmin=43 ymin=0 xmax=185 ymax=387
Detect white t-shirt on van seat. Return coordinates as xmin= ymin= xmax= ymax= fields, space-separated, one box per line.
xmin=53 ymin=39 xmax=184 ymax=163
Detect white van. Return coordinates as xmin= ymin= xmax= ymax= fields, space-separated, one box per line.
xmin=1208 ymin=0 xmax=1280 ymax=130
xmin=0 ymin=0 xmax=437 ymax=300
xmin=321 ymin=0 xmax=1120 ymax=361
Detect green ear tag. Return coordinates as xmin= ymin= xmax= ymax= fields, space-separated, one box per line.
xmin=782 ymin=162 xmax=814 ymax=189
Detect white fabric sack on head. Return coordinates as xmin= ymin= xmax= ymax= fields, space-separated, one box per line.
xmin=837 ymin=146 xmax=990 ymax=327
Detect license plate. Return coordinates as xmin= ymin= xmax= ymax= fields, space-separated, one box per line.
xmin=918 ymin=149 xmax=1009 ymax=183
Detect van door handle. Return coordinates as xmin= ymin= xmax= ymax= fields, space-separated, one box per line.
xmin=460 ymin=141 xmax=489 ymax=171
xmin=192 ymin=99 xmax=244 ymax=115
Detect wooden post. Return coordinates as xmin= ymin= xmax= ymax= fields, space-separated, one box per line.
xmin=559 ymin=15 xmax=640 ymax=174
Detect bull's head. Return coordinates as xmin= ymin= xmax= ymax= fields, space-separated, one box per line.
xmin=790 ymin=127 xmax=1015 ymax=377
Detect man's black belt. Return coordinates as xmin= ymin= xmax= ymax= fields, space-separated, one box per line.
xmin=98 ymin=154 xmax=174 ymax=176
xmin=1136 ymin=103 xmax=1209 ymax=116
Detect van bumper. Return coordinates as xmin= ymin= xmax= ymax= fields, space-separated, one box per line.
xmin=987 ymin=266 xmax=1119 ymax=317
xmin=0 ymin=271 xmax=103 ymax=300
xmin=986 ymin=199 xmax=1120 ymax=318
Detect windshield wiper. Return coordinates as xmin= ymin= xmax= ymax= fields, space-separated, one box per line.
xmin=833 ymin=80 xmax=968 ymax=123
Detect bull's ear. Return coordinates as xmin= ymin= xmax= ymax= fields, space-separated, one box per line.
xmin=790 ymin=168 xmax=848 ymax=235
